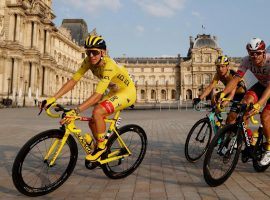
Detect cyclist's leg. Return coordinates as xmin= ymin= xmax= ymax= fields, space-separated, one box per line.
xmin=261 ymin=101 xmax=270 ymax=149
xmin=259 ymin=102 xmax=270 ymax=165
xmin=226 ymin=93 xmax=245 ymax=124
xmin=86 ymin=88 xmax=136 ymax=161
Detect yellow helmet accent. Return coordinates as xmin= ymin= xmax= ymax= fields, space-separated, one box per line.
xmin=84 ymin=35 xmax=106 ymax=50
xmin=215 ymin=55 xmax=229 ymax=65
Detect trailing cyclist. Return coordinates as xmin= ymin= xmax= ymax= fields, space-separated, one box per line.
xmin=217 ymin=38 xmax=270 ymax=165
xmin=193 ymin=55 xmax=246 ymax=124
xmin=42 ymin=35 xmax=136 ymax=161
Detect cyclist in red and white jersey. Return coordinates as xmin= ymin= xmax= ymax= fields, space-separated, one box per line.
xmin=217 ymin=38 xmax=270 ymax=165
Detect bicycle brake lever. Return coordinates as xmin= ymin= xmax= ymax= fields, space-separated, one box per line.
xmin=38 ymin=100 xmax=47 ymax=115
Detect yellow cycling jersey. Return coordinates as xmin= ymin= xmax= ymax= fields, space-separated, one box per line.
xmin=72 ymin=56 xmax=135 ymax=94
xmin=212 ymin=69 xmax=246 ymax=94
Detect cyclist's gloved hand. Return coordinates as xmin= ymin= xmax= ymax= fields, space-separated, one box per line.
xmin=60 ymin=108 xmax=80 ymax=125
xmin=216 ymin=92 xmax=226 ymax=103
xmin=41 ymin=97 xmax=56 ymax=110
xmin=248 ymin=103 xmax=261 ymax=117
xmin=193 ymin=98 xmax=201 ymax=106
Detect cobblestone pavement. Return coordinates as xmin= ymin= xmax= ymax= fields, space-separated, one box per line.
xmin=0 ymin=107 xmax=270 ymax=200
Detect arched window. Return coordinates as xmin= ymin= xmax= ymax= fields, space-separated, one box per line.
xmin=141 ymin=90 xmax=145 ymax=99
xmin=171 ymin=90 xmax=176 ymax=99
xmin=151 ymin=90 xmax=156 ymax=99
xmin=161 ymin=89 xmax=166 ymax=100
xmin=186 ymin=89 xmax=192 ymax=100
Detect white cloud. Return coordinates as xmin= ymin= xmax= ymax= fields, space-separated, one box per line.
xmin=191 ymin=11 xmax=201 ymax=18
xmin=135 ymin=25 xmax=145 ymax=36
xmin=136 ymin=25 xmax=145 ymax=33
xmin=134 ymin=0 xmax=186 ymax=17
xmin=61 ymin=0 xmax=122 ymax=13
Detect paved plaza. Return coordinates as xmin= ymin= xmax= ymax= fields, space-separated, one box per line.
xmin=1 ymin=107 xmax=270 ymax=200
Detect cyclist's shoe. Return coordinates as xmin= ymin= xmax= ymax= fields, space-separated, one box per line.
xmin=85 ymin=147 xmax=107 ymax=161
xmin=260 ymin=151 xmax=270 ymax=166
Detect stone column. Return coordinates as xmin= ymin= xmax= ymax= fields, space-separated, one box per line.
xmin=8 ymin=14 xmax=15 ymax=41
xmin=16 ymin=14 xmax=21 ymax=42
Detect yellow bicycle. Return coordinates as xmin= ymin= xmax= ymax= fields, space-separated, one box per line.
xmin=12 ymin=103 xmax=147 ymax=196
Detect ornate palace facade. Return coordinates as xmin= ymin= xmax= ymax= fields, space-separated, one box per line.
xmin=0 ymin=0 xmax=96 ymax=106
xmin=0 ymin=0 xmax=241 ymax=107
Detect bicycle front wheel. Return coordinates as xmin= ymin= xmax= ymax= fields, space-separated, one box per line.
xmin=102 ymin=124 xmax=147 ymax=179
xmin=12 ymin=129 xmax=78 ymax=196
xmin=185 ymin=117 xmax=212 ymax=162
xmin=203 ymin=124 xmax=242 ymax=187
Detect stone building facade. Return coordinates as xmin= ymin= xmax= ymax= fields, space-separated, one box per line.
xmin=0 ymin=0 xmax=97 ymax=106
xmin=115 ymin=56 xmax=181 ymax=104
xmin=116 ymin=34 xmax=240 ymax=103
xmin=0 ymin=1 xmax=241 ymax=107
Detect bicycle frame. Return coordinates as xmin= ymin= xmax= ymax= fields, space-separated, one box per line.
xmin=44 ymin=108 xmax=132 ymax=167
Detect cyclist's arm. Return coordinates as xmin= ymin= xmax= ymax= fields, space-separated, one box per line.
xmin=257 ymin=83 xmax=270 ymax=106
xmin=77 ymin=92 xmax=103 ymax=112
xmin=52 ymin=60 xmax=89 ymax=100
xmin=53 ymin=79 xmax=77 ymax=99
xmin=227 ymin=87 xmax=236 ymax=100
xmin=222 ymin=76 xmax=242 ymax=96
xmin=200 ymin=80 xmax=217 ymax=100
xmin=78 ymin=65 xmax=117 ymax=112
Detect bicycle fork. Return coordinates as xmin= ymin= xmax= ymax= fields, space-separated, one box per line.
xmin=44 ymin=130 xmax=71 ymax=167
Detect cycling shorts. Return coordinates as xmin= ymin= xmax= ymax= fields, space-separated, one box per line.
xmin=99 ymin=87 xmax=136 ymax=114
xmin=245 ymin=82 xmax=270 ymax=111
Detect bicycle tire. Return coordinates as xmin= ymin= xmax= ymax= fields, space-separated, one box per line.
xmin=12 ymin=129 xmax=78 ymax=197
xmin=253 ymin=133 xmax=270 ymax=172
xmin=185 ymin=117 xmax=212 ymax=162
xmin=102 ymin=124 xmax=147 ymax=179
xmin=203 ymin=124 xmax=242 ymax=187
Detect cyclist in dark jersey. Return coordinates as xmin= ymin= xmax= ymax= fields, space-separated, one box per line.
xmin=193 ymin=55 xmax=246 ymax=124
xmin=218 ymin=38 xmax=270 ymax=165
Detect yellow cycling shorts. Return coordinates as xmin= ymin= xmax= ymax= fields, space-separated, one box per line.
xmin=99 ymin=87 xmax=136 ymax=114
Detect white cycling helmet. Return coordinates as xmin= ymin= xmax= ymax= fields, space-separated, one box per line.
xmin=246 ymin=38 xmax=266 ymax=52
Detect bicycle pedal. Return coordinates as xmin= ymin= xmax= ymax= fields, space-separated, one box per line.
xmin=85 ymin=160 xmax=100 ymax=170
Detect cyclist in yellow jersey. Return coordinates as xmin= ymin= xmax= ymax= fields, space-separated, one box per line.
xmin=42 ymin=35 xmax=136 ymax=161
xmin=193 ymin=55 xmax=246 ymax=124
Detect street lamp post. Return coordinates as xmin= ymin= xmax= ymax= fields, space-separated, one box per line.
xmin=23 ymin=80 xmax=27 ymax=107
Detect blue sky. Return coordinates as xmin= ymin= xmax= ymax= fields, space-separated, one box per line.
xmin=52 ymin=0 xmax=270 ymax=58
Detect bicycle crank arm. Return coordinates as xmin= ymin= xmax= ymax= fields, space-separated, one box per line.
xmin=99 ymin=154 xmax=130 ymax=165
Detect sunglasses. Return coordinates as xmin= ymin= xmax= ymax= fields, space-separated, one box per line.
xmin=216 ymin=65 xmax=227 ymax=69
xmin=86 ymin=50 xmax=101 ymax=56
xmin=249 ymin=51 xmax=264 ymax=57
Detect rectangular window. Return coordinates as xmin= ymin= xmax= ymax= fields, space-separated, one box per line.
xmin=42 ymin=66 xmax=45 ymax=95
xmin=31 ymin=22 xmax=34 ymax=47
xmin=13 ymin=14 xmax=17 ymax=41
xmin=29 ymin=62 xmax=32 ymax=88
xmin=44 ymin=30 xmax=47 ymax=53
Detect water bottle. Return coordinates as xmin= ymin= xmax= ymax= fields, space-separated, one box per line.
xmin=84 ymin=133 xmax=95 ymax=149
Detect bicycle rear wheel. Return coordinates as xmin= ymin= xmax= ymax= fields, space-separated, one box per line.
xmin=12 ymin=129 xmax=78 ymax=196
xmin=185 ymin=117 xmax=212 ymax=162
xmin=102 ymin=124 xmax=147 ymax=179
xmin=203 ymin=124 xmax=242 ymax=187
xmin=253 ymin=133 xmax=270 ymax=172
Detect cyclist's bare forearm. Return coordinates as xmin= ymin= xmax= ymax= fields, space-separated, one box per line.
xmin=200 ymin=84 xmax=215 ymax=100
xmin=223 ymin=76 xmax=241 ymax=95
xmin=78 ymin=92 xmax=103 ymax=112
xmin=258 ymin=83 xmax=270 ymax=105
xmin=54 ymin=79 xmax=77 ymax=99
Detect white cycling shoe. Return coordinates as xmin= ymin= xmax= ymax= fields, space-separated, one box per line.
xmin=260 ymin=151 xmax=270 ymax=166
